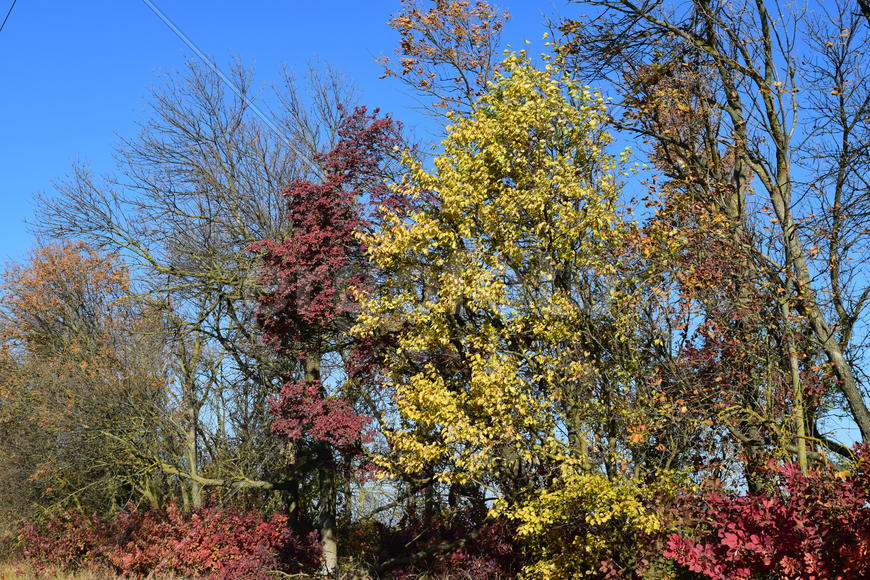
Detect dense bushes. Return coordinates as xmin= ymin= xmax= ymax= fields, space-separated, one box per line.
xmin=666 ymin=448 xmax=870 ymax=579
xmin=19 ymin=503 xmax=317 ymax=579
xmin=370 ymin=508 xmax=521 ymax=578
xmin=18 ymin=503 xmax=524 ymax=578
xmin=16 ymin=453 xmax=870 ymax=578
xmin=19 ymin=512 xmax=106 ymax=572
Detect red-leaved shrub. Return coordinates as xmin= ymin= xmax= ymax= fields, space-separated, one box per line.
xmin=665 ymin=447 xmax=870 ymax=579
xmin=19 ymin=511 xmax=106 ymax=571
xmin=105 ymin=503 xmax=296 ymax=578
xmin=20 ymin=502 xmax=318 ymax=579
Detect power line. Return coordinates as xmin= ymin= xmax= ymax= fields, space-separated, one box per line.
xmin=0 ymin=0 xmax=18 ymax=35
xmin=140 ymin=0 xmax=321 ymax=176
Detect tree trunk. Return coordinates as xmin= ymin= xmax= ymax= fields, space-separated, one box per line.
xmin=186 ymin=409 xmax=202 ymax=508
xmin=772 ymin=186 xmax=870 ymax=442
xmin=781 ymin=301 xmax=808 ymax=473
xmin=305 ymin=353 xmax=339 ymax=576
xmin=318 ymin=445 xmax=338 ymax=577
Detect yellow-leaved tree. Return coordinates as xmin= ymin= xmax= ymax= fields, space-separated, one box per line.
xmin=355 ymin=53 xmax=662 ymax=577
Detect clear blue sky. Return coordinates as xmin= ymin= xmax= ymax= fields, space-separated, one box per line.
xmin=0 ymin=0 xmax=569 ymax=265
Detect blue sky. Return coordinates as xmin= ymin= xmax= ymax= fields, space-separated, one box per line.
xmin=0 ymin=0 xmax=568 ymax=264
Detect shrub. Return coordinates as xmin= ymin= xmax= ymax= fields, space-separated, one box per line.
xmin=19 ymin=511 xmax=106 ymax=571
xmin=665 ymin=448 xmax=870 ymax=579
xmin=355 ymin=506 xmax=522 ymax=579
xmin=19 ymin=502 xmax=318 ymax=579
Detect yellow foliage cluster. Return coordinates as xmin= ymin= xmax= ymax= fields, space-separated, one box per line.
xmin=503 ymin=464 xmax=661 ymax=578
xmin=355 ymin=53 xmax=661 ymax=575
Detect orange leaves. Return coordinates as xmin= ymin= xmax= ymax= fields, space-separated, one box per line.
xmin=627 ymin=423 xmax=648 ymax=444
xmin=1 ymin=241 xmax=132 ymax=352
xmin=382 ymin=0 xmax=509 ymax=108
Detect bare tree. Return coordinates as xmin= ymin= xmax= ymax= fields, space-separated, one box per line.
xmin=558 ymin=0 xmax=870 ymax=465
xmin=36 ymin=59 xmax=358 ymax=506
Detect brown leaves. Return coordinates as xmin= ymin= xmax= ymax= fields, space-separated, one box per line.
xmin=0 ymin=241 xmax=131 ymax=352
xmin=381 ymin=0 xmax=509 ymax=111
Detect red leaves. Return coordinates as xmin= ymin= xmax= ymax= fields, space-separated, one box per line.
xmin=665 ymin=449 xmax=870 ymax=579
xmin=322 ymin=105 xmax=407 ymax=214
xmin=270 ymin=379 xmax=371 ymax=449
xmin=19 ymin=512 xmax=105 ymax=571
xmin=251 ymin=106 xmax=404 ymax=351
xmin=106 ymin=503 xmax=298 ymax=579
xmin=251 ymin=107 xmax=403 ymax=451
xmin=250 ymin=176 xmax=363 ymax=348
xmin=19 ymin=503 xmax=316 ymax=579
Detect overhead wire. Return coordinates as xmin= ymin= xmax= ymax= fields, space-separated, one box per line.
xmin=0 ymin=0 xmax=18 ymax=35
xmin=140 ymin=0 xmax=322 ymax=177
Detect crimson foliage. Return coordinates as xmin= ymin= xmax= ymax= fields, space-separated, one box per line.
xmin=269 ymin=378 xmax=372 ymax=449
xmin=20 ymin=503 xmax=316 ymax=579
xmin=666 ymin=448 xmax=870 ymax=579
xmin=19 ymin=512 xmax=105 ymax=571
xmin=251 ymin=107 xmax=405 ymax=451
xmin=250 ymin=105 xmax=405 ymax=351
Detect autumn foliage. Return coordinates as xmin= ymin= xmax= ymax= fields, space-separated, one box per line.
xmin=20 ymin=503 xmax=313 ymax=579
xmin=5 ymin=0 xmax=870 ymax=578
xmin=665 ymin=449 xmax=870 ymax=578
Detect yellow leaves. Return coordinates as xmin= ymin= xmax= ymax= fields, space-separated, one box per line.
xmin=509 ymin=467 xmax=662 ymax=578
xmin=355 ymin=51 xmax=652 ymax=575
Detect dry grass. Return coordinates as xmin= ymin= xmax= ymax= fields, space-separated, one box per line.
xmin=0 ymin=563 xmax=325 ymax=580
xmin=0 ymin=563 xmax=197 ymax=579
xmin=0 ymin=562 xmax=117 ymax=579
xmin=0 ymin=562 xmax=382 ymax=579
